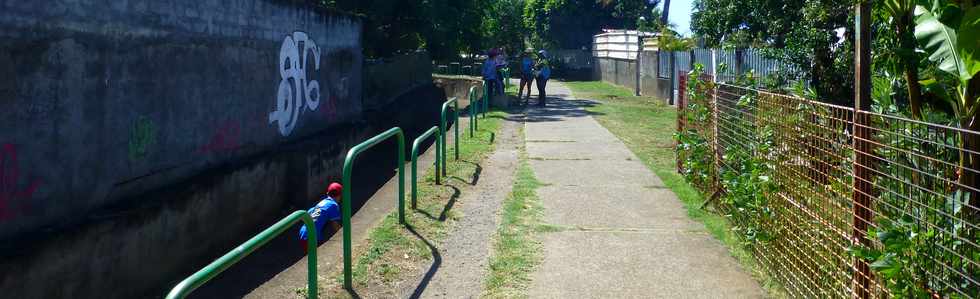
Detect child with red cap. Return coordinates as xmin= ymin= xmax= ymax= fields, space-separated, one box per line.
xmin=298 ymin=182 xmax=343 ymax=252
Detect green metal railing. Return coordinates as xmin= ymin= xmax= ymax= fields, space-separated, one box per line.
xmin=341 ymin=127 xmax=406 ymax=290
xmin=411 ymin=126 xmax=441 ymax=208
xmin=468 ymin=85 xmax=479 ymax=137
xmin=501 ymin=67 xmax=511 ymax=90
xmin=440 ymin=97 xmax=459 ymax=176
xmin=165 ymin=211 xmax=318 ymax=299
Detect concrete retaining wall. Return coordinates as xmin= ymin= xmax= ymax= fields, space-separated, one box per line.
xmin=0 ymin=0 xmax=362 ymax=240
xmin=433 ymin=75 xmax=484 ymax=109
xmin=363 ymin=51 xmax=434 ymax=111
xmin=0 ymin=0 xmax=443 ymax=297
xmin=0 ymin=85 xmax=447 ymax=298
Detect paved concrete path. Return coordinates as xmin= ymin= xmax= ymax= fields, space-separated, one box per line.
xmin=526 ymin=82 xmax=764 ymax=298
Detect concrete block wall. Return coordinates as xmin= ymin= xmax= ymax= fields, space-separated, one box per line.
xmin=593 ymin=57 xmax=637 ymax=93
xmin=593 ymin=51 xmax=673 ymax=103
xmin=640 ymin=51 xmax=660 ymax=98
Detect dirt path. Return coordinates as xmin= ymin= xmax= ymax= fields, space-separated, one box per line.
xmin=398 ymin=110 xmax=522 ymax=298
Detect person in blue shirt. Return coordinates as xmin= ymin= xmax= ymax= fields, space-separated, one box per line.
xmin=298 ymin=182 xmax=343 ymax=253
xmin=518 ymin=48 xmax=535 ymax=104
xmin=534 ymin=50 xmax=552 ymax=107
xmin=482 ymin=49 xmax=499 ymax=101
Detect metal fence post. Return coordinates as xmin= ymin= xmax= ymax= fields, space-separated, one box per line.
xmin=735 ymin=48 xmax=745 ymax=77
xmin=711 ymin=49 xmax=718 ymax=81
xmin=851 ymin=2 xmax=874 ymax=298
xmin=669 ymin=51 xmax=676 ymax=105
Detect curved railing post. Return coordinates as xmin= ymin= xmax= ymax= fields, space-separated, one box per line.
xmin=440 ymin=97 xmax=459 ymax=176
xmin=468 ymin=85 xmax=478 ymax=137
xmin=165 ymin=211 xmax=318 ymax=299
xmin=341 ymin=127 xmax=406 ymax=290
xmin=411 ymin=126 xmax=441 ymax=208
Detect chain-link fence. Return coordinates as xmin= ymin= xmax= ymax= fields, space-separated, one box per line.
xmin=677 ymin=76 xmax=980 ymax=298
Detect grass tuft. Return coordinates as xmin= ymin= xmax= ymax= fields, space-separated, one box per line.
xmin=482 ymin=127 xmax=545 ymax=299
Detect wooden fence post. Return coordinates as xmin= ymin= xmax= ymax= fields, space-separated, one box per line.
xmin=851 ymin=2 xmax=874 ymax=298
xmin=635 ymin=34 xmax=642 ymax=96
xmin=677 ymin=74 xmax=687 ymax=173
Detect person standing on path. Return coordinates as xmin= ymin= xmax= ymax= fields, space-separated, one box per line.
xmin=534 ymin=50 xmax=551 ymax=106
xmin=494 ymin=47 xmax=508 ymax=95
xmin=518 ymin=48 xmax=535 ymax=104
xmin=482 ymin=49 xmax=499 ymax=99
xmin=298 ymin=182 xmax=343 ymax=253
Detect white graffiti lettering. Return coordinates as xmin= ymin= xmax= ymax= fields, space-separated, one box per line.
xmin=270 ymin=32 xmax=322 ymax=136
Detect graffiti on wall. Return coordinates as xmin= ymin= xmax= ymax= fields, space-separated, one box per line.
xmin=128 ymin=116 xmax=156 ymax=161
xmin=198 ymin=121 xmax=241 ymax=154
xmin=270 ymin=31 xmax=323 ymax=136
xmin=0 ymin=144 xmax=41 ymax=221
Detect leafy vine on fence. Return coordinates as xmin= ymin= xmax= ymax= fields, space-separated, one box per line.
xmin=676 ymin=64 xmax=778 ymax=245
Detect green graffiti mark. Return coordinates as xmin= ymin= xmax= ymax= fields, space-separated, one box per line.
xmin=128 ymin=116 xmax=156 ymax=161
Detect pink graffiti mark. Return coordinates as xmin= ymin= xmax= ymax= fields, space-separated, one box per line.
xmin=0 ymin=143 xmax=41 ymax=221
xmin=198 ymin=122 xmax=242 ymax=154
xmin=320 ymin=95 xmax=338 ymax=119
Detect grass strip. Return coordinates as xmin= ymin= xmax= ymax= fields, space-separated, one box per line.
xmin=562 ymin=81 xmax=787 ymax=298
xmin=482 ymin=126 xmax=545 ymax=299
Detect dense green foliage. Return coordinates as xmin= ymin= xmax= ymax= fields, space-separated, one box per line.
xmin=316 ymin=0 xmax=486 ymax=59
xmin=524 ymin=0 xmax=663 ymax=49
xmin=315 ymin=0 xmax=664 ymax=59
xmin=689 ymin=1 xmax=980 ymax=295
xmin=691 ymin=0 xmax=855 ymax=104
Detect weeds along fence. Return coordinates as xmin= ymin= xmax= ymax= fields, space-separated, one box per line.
xmin=676 ymin=75 xmax=980 ymax=298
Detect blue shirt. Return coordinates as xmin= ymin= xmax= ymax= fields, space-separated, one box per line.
xmin=537 ymin=65 xmax=551 ymax=80
xmin=521 ymin=57 xmax=534 ymax=75
xmin=298 ymin=197 xmax=341 ymax=241
xmin=482 ymin=59 xmax=497 ymax=80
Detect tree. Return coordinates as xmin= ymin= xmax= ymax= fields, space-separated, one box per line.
xmin=525 ymin=0 xmax=661 ymax=49
xmin=691 ymin=0 xmax=854 ymax=104
xmin=482 ymin=0 xmax=529 ymax=54
xmin=319 ymin=0 xmax=487 ymax=59
xmin=913 ymin=2 xmax=980 ymax=210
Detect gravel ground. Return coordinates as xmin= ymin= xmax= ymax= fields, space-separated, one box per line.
xmin=397 ymin=109 xmax=523 ymax=299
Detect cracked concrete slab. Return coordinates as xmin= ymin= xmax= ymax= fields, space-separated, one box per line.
xmin=529 ymin=159 xmax=664 ymax=187
xmin=525 ymin=82 xmax=763 ymax=298
xmin=529 ymin=231 xmax=765 ymax=299
xmin=536 ymin=185 xmax=701 ymax=230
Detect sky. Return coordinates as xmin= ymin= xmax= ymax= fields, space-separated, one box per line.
xmin=666 ymin=0 xmax=694 ymax=36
